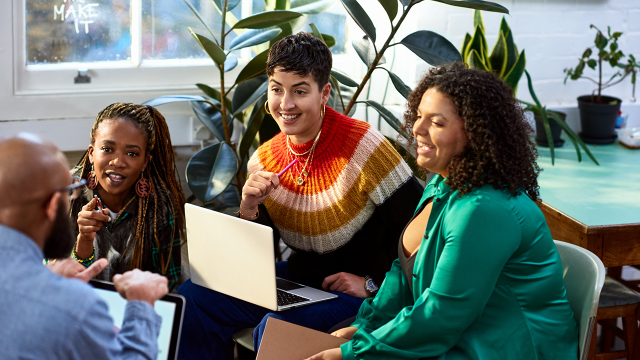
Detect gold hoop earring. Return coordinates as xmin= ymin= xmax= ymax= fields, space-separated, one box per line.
xmin=264 ymin=100 xmax=272 ymax=115
xmin=321 ymin=103 xmax=326 ymax=119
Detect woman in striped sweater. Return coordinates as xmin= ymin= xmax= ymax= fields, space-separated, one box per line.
xmin=177 ymin=32 xmax=423 ymax=360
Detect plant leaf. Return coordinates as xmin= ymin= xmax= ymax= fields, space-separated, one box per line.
xmin=212 ymin=0 xmax=242 ymax=12
xmin=340 ymin=0 xmax=376 ymax=42
xmin=524 ymin=70 xmax=541 ymax=108
xmin=466 ymin=24 xmax=488 ymax=66
xmin=196 ymin=84 xmax=232 ymax=112
xmin=352 ymin=37 xmax=371 ymax=66
xmin=224 ymin=54 xmax=238 ymax=72
xmin=190 ymin=101 xmax=228 ymax=141
xmin=229 ymin=28 xmax=282 ymax=51
xmin=461 ymin=33 xmax=472 ymax=60
xmin=308 ymin=23 xmax=325 ymax=42
xmin=238 ymin=94 xmax=268 ymax=162
xmin=330 ymin=76 xmax=346 ymax=113
xmin=189 ymin=29 xmax=226 ymax=66
xmin=183 ymin=0 xmax=219 ymax=44
xmin=364 ymin=100 xmax=408 ymax=139
xmin=291 ymin=0 xmax=337 ymax=14
xmin=232 ymin=10 xmax=303 ymax=30
xmin=473 ymin=9 xmax=484 ymax=32
xmin=235 ymin=49 xmax=270 ymax=84
xmin=186 ymin=143 xmax=239 ymax=203
xmin=322 ymin=34 xmax=336 ymax=48
xmin=503 ymin=50 xmax=526 ymax=92
xmin=489 ymin=31 xmax=508 ymax=76
xmin=232 ymin=75 xmax=269 ymax=115
xmin=270 ymin=22 xmax=294 ymax=46
xmin=143 ymin=95 xmax=209 ymax=107
xmin=548 ymin=111 xmax=599 ymax=165
xmin=431 ymin=0 xmax=508 ymax=14
xmin=378 ymin=0 xmax=398 ymax=22
xmin=382 ymin=68 xmax=412 ymax=99
xmin=466 ymin=49 xmax=488 ymax=70
xmin=401 ymin=30 xmax=462 ymax=66
xmin=331 ymin=68 xmax=360 ymax=87
xmin=500 ymin=18 xmax=517 ymax=71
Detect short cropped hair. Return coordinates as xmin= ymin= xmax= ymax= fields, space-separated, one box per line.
xmin=266 ymin=32 xmax=332 ymax=90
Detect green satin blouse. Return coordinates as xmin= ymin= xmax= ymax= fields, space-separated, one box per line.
xmin=341 ymin=174 xmax=579 ymax=360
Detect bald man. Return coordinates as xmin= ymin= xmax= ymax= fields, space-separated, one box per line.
xmin=0 ymin=134 xmax=169 ymax=360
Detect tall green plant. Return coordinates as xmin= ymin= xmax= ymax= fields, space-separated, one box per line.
xmin=144 ymin=0 xmax=338 ymax=211
xmin=461 ymin=10 xmax=525 ymax=92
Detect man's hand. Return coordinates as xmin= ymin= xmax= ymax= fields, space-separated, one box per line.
xmin=305 ymin=348 xmax=343 ymax=360
xmin=113 ymin=269 xmax=168 ymax=306
xmin=322 ymin=272 xmax=370 ymax=298
xmin=331 ymin=327 xmax=358 ymax=341
xmin=47 ymin=258 xmax=108 ymax=283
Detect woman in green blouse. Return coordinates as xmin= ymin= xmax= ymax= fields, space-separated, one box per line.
xmin=306 ymin=63 xmax=579 ymax=360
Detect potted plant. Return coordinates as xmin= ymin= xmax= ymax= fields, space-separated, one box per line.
xmin=463 ymin=11 xmax=597 ymax=164
xmin=564 ymin=25 xmax=639 ymax=144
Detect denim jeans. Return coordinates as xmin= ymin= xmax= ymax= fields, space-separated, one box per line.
xmin=177 ymin=261 xmax=364 ymax=360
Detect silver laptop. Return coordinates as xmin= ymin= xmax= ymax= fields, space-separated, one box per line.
xmin=185 ymin=203 xmax=337 ymax=311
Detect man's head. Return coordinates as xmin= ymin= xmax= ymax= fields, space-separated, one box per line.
xmin=0 ymin=134 xmax=76 ymax=257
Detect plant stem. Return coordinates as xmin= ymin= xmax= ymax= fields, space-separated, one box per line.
xmin=598 ymin=55 xmax=602 ymax=102
xmin=219 ymin=0 xmax=231 ymax=145
xmin=343 ymin=2 xmax=414 ymax=115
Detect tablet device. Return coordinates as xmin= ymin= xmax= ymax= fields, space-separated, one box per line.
xmin=89 ymin=279 xmax=185 ymax=360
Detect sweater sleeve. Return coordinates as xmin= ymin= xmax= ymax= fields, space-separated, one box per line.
xmin=341 ymin=196 xmax=521 ymax=360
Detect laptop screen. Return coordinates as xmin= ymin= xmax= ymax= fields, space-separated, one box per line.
xmin=90 ymin=280 xmax=184 ymax=360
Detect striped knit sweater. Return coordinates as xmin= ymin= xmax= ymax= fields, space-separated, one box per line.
xmin=248 ymin=106 xmax=423 ymax=288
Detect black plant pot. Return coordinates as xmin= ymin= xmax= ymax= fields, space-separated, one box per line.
xmin=535 ymin=112 xmax=566 ymax=147
xmin=577 ymin=95 xmax=621 ymax=144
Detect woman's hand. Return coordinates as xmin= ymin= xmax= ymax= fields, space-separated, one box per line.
xmin=305 ymin=348 xmax=343 ymax=360
xmin=77 ymin=197 xmax=110 ymax=243
xmin=322 ymin=272 xmax=370 ymax=298
xmin=239 ymin=171 xmax=279 ymax=220
xmin=331 ymin=327 xmax=358 ymax=340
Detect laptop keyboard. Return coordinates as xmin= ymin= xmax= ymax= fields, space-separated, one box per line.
xmin=277 ymin=289 xmax=310 ymax=307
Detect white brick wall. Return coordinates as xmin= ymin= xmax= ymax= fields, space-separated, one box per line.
xmin=351 ymin=0 xmax=640 ymax=130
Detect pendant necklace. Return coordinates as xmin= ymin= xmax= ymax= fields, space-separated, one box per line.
xmin=286 ymin=129 xmax=322 ymax=186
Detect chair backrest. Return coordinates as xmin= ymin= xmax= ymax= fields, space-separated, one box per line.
xmin=554 ymin=240 xmax=605 ymax=360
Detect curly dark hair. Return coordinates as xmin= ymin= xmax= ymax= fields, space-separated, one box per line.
xmin=403 ymin=62 xmax=541 ymax=200
xmin=267 ymin=32 xmax=332 ymax=90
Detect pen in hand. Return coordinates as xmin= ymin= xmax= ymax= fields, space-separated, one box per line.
xmin=277 ymin=158 xmax=299 ymax=177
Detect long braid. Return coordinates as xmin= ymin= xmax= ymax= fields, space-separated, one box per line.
xmin=71 ymin=102 xmax=186 ymax=276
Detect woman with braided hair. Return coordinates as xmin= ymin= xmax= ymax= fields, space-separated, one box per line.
xmin=70 ymin=102 xmax=186 ymax=290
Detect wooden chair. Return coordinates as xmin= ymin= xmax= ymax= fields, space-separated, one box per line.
xmin=588 ymin=275 xmax=640 ymax=360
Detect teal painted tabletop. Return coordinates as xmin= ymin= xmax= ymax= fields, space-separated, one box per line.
xmin=536 ymin=137 xmax=640 ymax=227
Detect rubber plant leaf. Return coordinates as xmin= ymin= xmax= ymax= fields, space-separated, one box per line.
xmin=235 ymin=49 xmax=270 ymax=84
xmin=431 ymin=0 xmax=508 ymax=14
xmin=330 ymin=76 xmax=346 ymax=113
xmin=228 ymin=28 xmax=282 ymax=51
xmin=190 ymin=101 xmax=230 ymax=142
xmin=212 ymin=0 xmax=242 ymax=12
xmin=224 ymin=54 xmax=238 ymax=72
xmin=340 ymin=0 xmax=376 ymax=42
xmin=231 ymin=11 xmax=303 ymax=30
xmin=186 ymin=142 xmax=238 ymax=203
xmin=378 ymin=0 xmax=398 ymax=22
xmin=489 ymin=31 xmax=508 ymax=77
xmin=364 ymin=100 xmax=409 ymax=139
xmin=196 ymin=84 xmax=232 ymax=113
xmin=322 ymin=34 xmax=336 ymax=48
xmin=143 ymin=95 xmax=209 ymax=107
xmin=238 ymin=93 xmax=268 ymax=162
xmin=183 ymin=0 xmax=219 ymax=44
xmin=232 ymin=75 xmax=269 ymax=115
xmin=383 ymin=68 xmax=412 ymax=99
xmin=503 ymin=49 xmax=526 ymax=92
xmin=401 ymin=30 xmax=462 ymax=66
xmin=189 ymin=29 xmax=226 ymax=66
xmin=291 ymin=0 xmax=337 ymax=14
xmin=331 ymin=68 xmax=359 ymax=87
xmin=353 ymin=37 xmax=371 ymax=66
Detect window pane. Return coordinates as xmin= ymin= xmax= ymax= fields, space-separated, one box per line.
xmin=142 ymin=0 xmax=242 ymax=60
xmin=26 ymin=0 xmax=132 ymax=64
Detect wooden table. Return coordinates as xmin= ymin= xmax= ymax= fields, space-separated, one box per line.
xmin=536 ymin=137 xmax=640 ymax=268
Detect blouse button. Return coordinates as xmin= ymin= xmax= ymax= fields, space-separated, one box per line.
xmin=424 ymin=234 xmax=428 ymax=239
xmin=436 ymin=198 xmax=441 ymax=202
